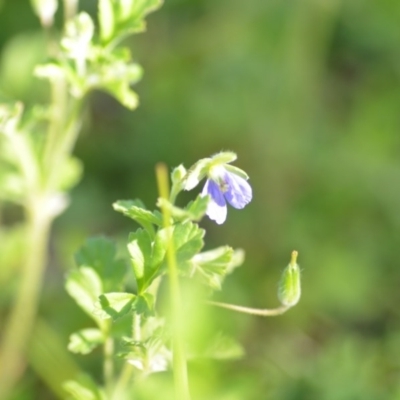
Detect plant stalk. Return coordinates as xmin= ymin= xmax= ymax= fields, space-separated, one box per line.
xmin=156 ymin=163 xmax=191 ymax=400
xmin=0 ymin=203 xmax=51 ymax=399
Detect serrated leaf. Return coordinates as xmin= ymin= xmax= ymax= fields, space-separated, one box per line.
xmin=128 ymin=229 xmax=152 ymax=286
xmin=68 ymin=328 xmax=104 ymax=354
xmin=135 ymin=293 xmax=155 ymax=315
xmin=94 ymin=292 xmax=136 ymax=321
xmin=173 ymin=221 xmax=204 ymax=265
xmin=113 ymin=199 xmax=162 ymax=234
xmin=190 ymin=246 xmax=240 ymax=290
xmin=114 ymin=0 xmax=163 ymax=38
xmin=65 ymin=267 xmax=103 ymax=324
xmin=63 ymin=375 xmax=106 ymax=400
xmin=185 ymin=195 xmax=209 ymax=221
xmin=75 ymin=237 xmax=126 ymax=292
xmin=128 ymin=227 xmax=168 ymax=292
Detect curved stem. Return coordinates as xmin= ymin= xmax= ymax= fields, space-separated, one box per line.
xmin=207 ymin=300 xmax=290 ymax=317
xmin=156 ymin=163 xmax=191 ymax=400
xmin=0 ymin=204 xmax=51 ymax=398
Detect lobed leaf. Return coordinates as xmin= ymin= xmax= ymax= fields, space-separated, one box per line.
xmin=68 ymin=328 xmax=104 ymax=355
xmin=65 ymin=267 xmax=103 ymax=324
xmin=94 ymin=292 xmax=136 ymax=321
xmin=114 ymin=199 xmax=162 ymax=234
xmin=74 ymin=237 xmax=126 ymax=292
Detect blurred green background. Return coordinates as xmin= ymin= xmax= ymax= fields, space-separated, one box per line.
xmin=2 ymin=0 xmax=400 ymax=399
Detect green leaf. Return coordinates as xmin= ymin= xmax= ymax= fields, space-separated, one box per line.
xmin=75 ymin=237 xmax=126 ymax=292
xmin=63 ymin=375 xmax=106 ymax=400
xmin=94 ymin=292 xmax=136 ymax=321
xmin=65 ymin=267 xmax=103 ymax=324
xmin=135 ymin=293 xmax=155 ymax=316
xmin=68 ymin=329 xmax=104 ymax=354
xmin=190 ymin=246 xmax=242 ymax=290
xmin=127 ymin=228 xmax=168 ymax=292
xmin=173 ymin=221 xmax=205 ymax=266
xmin=113 ymin=199 xmax=162 ymax=234
xmin=128 ymin=228 xmax=152 ymax=287
xmin=185 ymin=195 xmax=209 ymax=221
xmin=114 ymin=0 xmax=163 ymax=38
xmin=98 ymin=0 xmax=115 ymax=43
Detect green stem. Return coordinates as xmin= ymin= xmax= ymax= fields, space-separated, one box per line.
xmin=0 ymin=203 xmax=51 ymax=398
xmin=207 ymin=301 xmax=290 ymax=316
xmin=156 ymin=163 xmax=191 ymax=400
xmin=110 ymin=313 xmax=140 ymax=400
xmin=0 ymin=62 xmax=83 ymax=400
xmin=103 ymin=321 xmax=114 ymax=395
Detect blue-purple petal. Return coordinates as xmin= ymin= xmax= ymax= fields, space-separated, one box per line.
xmin=223 ymin=171 xmax=252 ymax=209
xmin=201 ymin=179 xmax=227 ymax=224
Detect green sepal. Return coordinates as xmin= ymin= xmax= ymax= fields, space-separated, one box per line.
xmin=63 ymin=375 xmax=106 ymax=400
xmin=171 ymin=164 xmax=186 ymax=185
xmin=113 ymin=199 xmax=162 ymax=235
xmin=68 ymin=328 xmax=104 ymax=355
xmin=182 ymin=157 xmax=211 ymax=190
xmin=94 ymin=292 xmax=136 ymax=321
xmin=210 ymin=151 xmax=237 ymax=165
xmin=74 ymin=237 xmax=126 ymax=292
xmin=278 ymin=254 xmax=301 ymax=307
xmin=224 ymin=164 xmax=249 ymax=180
xmin=65 ymin=267 xmax=103 ymax=325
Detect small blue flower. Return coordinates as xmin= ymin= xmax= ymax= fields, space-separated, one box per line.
xmin=201 ymin=165 xmax=252 ymax=224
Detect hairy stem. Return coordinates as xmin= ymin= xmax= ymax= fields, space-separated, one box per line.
xmin=156 ymin=163 xmax=191 ymax=400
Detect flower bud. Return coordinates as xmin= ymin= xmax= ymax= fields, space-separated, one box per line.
xmin=278 ymin=251 xmax=301 ymax=307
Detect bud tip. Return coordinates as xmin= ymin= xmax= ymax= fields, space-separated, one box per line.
xmin=290 ymin=250 xmax=298 ymax=266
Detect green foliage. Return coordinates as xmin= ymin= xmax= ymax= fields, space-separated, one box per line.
xmin=189 ymin=246 xmax=244 ymax=290
xmin=113 ymin=199 xmax=163 ymax=235
xmin=94 ymin=292 xmax=136 ymax=321
xmin=74 ymin=237 xmax=126 ymax=292
xmin=68 ymin=329 xmax=104 ymax=355
xmin=63 ymin=375 xmax=106 ymax=400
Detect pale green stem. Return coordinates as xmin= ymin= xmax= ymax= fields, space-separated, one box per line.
xmin=156 ymin=163 xmax=191 ymax=400
xmin=0 ymin=203 xmax=51 ymax=398
xmin=0 ymin=60 xmax=83 ymax=400
xmin=103 ymin=320 xmax=114 ymax=396
xmin=207 ymin=301 xmax=290 ymax=316
xmin=110 ymin=313 xmax=140 ymax=400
